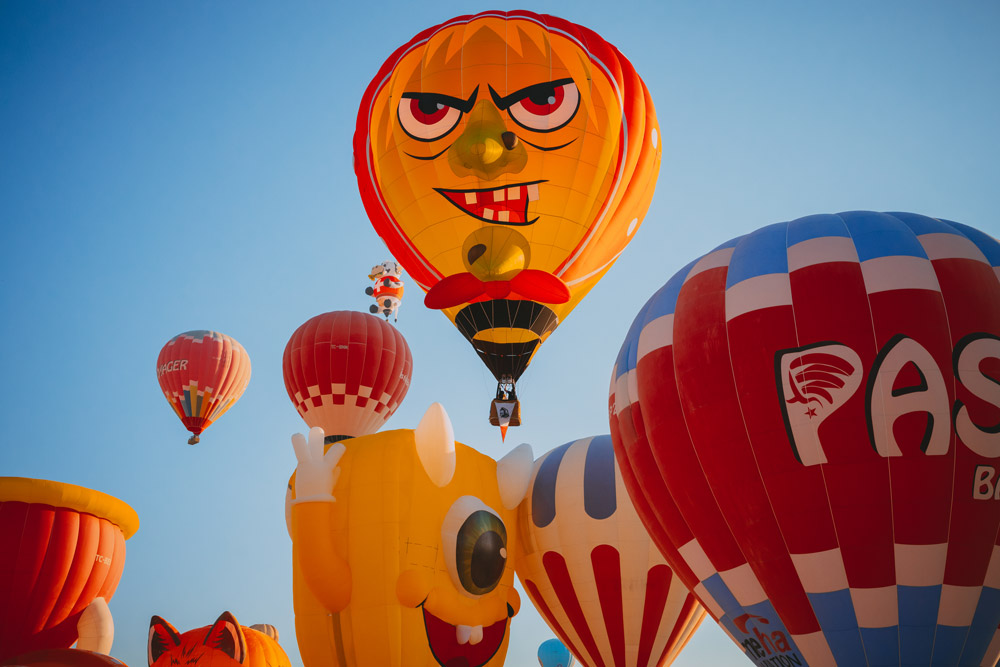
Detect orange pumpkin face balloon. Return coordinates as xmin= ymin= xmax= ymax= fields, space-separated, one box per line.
xmin=354 ymin=10 xmax=661 ymax=391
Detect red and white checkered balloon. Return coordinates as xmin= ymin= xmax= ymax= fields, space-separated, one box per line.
xmin=283 ymin=311 xmax=412 ymax=440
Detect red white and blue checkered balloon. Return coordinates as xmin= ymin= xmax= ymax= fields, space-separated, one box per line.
xmin=609 ymin=212 xmax=1000 ymax=666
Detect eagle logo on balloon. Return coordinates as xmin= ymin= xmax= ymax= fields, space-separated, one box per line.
xmin=354 ymin=10 xmax=661 ymax=414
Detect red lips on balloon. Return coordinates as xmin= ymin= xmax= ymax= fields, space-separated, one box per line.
xmin=611 ymin=212 xmax=1000 ymax=666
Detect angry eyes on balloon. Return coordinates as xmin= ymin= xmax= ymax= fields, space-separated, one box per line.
xmin=398 ymin=95 xmax=464 ymax=141
xmin=396 ymin=79 xmax=580 ymax=142
xmin=504 ymin=79 xmax=579 ymax=132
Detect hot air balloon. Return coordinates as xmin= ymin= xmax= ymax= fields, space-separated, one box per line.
xmin=366 ymin=260 xmax=405 ymax=322
xmin=156 ymin=330 xmax=251 ymax=445
xmin=282 ymin=311 xmax=413 ymax=443
xmin=354 ymin=10 xmax=661 ymax=432
xmin=0 ymin=649 xmax=129 ymax=666
xmin=538 ymin=638 xmax=574 ymax=667
xmin=285 ymin=404 xmax=534 ymax=667
xmin=148 ymin=612 xmax=290 ymax=667
xmin=610 ymin=212 xmax=1000 ymax=666
xmin=516 ymin=436 xmax=704 ymax=667
xmin=0 ymin=477 xmax=139 ymax=662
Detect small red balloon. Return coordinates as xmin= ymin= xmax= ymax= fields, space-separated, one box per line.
xmin=283 ymin=311 xmax=413 ymax=440
xmin=156 ymin=330 xmax=251 ymax=444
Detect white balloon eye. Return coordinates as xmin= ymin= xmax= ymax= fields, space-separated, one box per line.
xmin=506 ymin=79 xmax=579 ymax=133
xmin=397 ymin=94 xmax=463 ymax=141
xmin=441 ymin=496 xmax=508 ymax=598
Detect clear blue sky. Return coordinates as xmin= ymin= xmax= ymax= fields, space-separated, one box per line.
xmin=1 ymin=1 xmax=998 ymax=666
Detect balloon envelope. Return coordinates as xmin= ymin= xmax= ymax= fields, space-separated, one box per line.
xmin=354 ymin=10 xmax=661 ymax=387
xmin=0 ymin=478 xmax=138 ymax=662
xmin=538 ymin=638 xmax=574 ymax=667
xmin=286 ymin=409 xmax=524 ymax=667
xmin=611 ymin=212 xmax=1000 ymax=666
xmin=282 ymin=311 xmax=413 ymax=440
xmin=516 ymin=436 xmax=704 ymax=667
xmin=156 ymin=330 xmax=251 ymax=444
xmin=148 ymin=612 xmax=290 ymax=667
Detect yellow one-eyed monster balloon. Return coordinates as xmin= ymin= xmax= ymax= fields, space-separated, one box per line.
xmin=354 ymin=11 xmax=661 ymax=425
xmin=286 ymin=403 xmax=534 ymax=667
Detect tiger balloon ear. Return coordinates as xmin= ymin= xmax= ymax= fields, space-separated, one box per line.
xmin=203 ymin=611 xmax=247 ymax=664
xmin=148 ymin=616 xmax=180 ymax=666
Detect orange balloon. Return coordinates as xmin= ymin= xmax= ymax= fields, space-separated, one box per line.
xmin=148 ymin=612 xmax=290 ymax=667
xmin=156 ymin=330 xmax=251 ymax=444
xmin=0 ymin=478 xmax=138 ymax=662
xmin=354 ymin=10 xmax=661 ymax=387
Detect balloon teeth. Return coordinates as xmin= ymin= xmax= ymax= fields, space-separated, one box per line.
xmin=470 ymin=625 xmax=483 ymax=645
xmin=526 ymin=183 xmax=539 ymax=201
xmin=493 ymin=189 xmax=506 ymax=202
xmin=456 ymin=625 xmax=472 ymax=644
xmin=483 ymin=208 xmax=494 ymax=221
xmin=506 ymin=186 xmax=521 ymax=200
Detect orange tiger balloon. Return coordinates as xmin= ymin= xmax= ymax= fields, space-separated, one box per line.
xmin=147 ymin=612 xmax=289 ymax=667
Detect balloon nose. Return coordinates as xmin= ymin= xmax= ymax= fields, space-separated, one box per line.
xmin=462 ymin=227 xmax=531 ymax=282
xmin=449 ymin=100 xmax=527 ymax=180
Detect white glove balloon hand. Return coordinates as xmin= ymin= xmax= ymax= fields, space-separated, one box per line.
xmin=291 ymin=426 xmax=346 ymax=504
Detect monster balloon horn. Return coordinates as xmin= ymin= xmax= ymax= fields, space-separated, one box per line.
xmin=354 ymin=10 xmax=661 ymax=436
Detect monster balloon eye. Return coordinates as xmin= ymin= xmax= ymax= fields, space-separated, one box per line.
xmin=501 ymin=80 xmax=579 ymax=133
xmin=398 ymin=93 xmax=468 ymax=142
xmin=442 ymin=496 xmax=508 ymax=597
